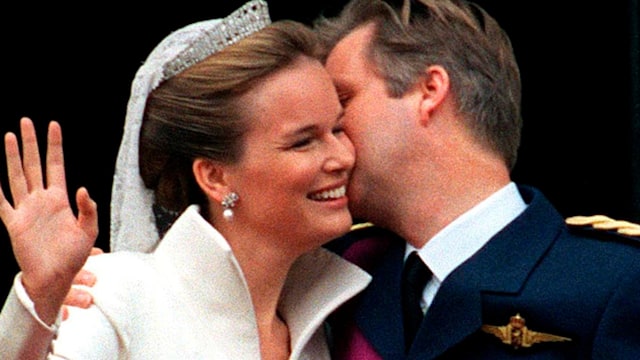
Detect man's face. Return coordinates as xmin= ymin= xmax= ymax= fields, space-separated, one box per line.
xmin=325 ymin=23 xmax=416 ymax=222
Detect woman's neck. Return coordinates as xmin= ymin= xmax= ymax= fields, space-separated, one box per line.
xmin=245 ymin=250 xmax=294 ymax=359
xmin=257 ymin=309 xmax=291 ymax=360
xmin=228 ymin=231 xmax=299 ymax=359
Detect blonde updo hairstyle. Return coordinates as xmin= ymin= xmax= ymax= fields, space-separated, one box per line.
xmin=139 ymin=20 xmax=321 ymax=218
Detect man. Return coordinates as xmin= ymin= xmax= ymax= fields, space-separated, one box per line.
xmin=314 ymin=0 xmax=640 ymax=358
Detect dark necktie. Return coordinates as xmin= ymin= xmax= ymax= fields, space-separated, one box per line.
xmin=401 ymin=251 xmax=432 ymax=352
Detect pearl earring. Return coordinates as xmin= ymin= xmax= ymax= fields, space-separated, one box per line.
xmin=221 ymin=192 xmax=239 ymax=221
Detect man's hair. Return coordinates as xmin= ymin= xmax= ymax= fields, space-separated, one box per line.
xmin=315 ymin=0 xmax=522 ymax=170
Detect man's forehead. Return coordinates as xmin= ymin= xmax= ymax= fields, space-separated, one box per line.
xmin=325 ymin=25 xmax=376 ymax=88
xmin=329 ymin=23 xmax=375 ymax=60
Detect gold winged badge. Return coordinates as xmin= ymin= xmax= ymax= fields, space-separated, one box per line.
xmin=481 ymin=313 xmax=571 ymax=349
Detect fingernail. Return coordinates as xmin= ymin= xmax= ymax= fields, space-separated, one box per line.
xmin=79 ymin=293 xmax=93 ymax=307
xmin=79 ymin=272 xmax=96 ymax=286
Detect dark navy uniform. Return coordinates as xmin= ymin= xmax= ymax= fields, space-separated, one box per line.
xmin=326 ymin=186 xmax=640 ymax=359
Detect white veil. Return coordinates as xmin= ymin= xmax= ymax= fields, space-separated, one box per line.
xmin=110 ymin=0 xmax=271 ymax=252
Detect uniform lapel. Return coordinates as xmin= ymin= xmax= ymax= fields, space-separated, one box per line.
xmin=354 ymin=238 xmax=407 ymax=359
xmin=408 ymin=186 xmax=564 ymax=359
xmin=407 ymin=255 xmax=484 ymax=359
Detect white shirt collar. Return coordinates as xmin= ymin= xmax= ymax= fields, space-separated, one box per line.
xmin=407 ymin=182 xmax=526 ymax=284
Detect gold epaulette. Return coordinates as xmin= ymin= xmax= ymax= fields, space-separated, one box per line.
xmin=565 ymin=215 xmax=640 ymax=237
xmin=350 ymin=222 xmax=375 ymax=231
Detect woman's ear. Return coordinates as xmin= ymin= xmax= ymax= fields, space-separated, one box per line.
xmin=192 ymin=158 xmax=228 ymax=204
xmin=417 ymin=65 xmax=450 ymax=125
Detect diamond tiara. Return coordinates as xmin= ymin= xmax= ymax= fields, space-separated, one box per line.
xmin=161 ymin=0 xmax=271 ymax=81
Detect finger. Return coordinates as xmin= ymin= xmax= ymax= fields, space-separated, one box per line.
xmin=0 ymin=131 xmax=14 ymax=216
xmin=72 ymin=269 xmax=97 ymax=287
xmin=76 ymin=187 xmax=99 ymax=241
xmin=4 ymin=131 xmax=28 ymax=205
xmin=0 ymin=181 xmax=14 ymax=221
xmin=0 ymin=155 xmax=12 ymax=213
xmin=63 ymin=287 xmax=93 ymax=309
xmin=19 ymin=117 xmax=45 ymax=192
xmin=62 ymin=305 xmax=69 ymax=321
xmin=0 ymin=187 xmax=13 ymax=226
xmin=0 ymin=179 xmax=8 ymax=210
xmin=91 ymin=247 xmax=104 ymax=256
xmin=45 ymin=121 xmax=67 ymax=190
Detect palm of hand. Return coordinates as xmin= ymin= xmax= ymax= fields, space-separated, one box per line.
xmin=7 ymin=186 xmax=95 ymax=286
xmin=0 ymin=118 xmax=98 ymax=297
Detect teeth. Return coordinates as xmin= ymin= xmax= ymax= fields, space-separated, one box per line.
xmin=310 ymin=185 xmax=346 ymax=200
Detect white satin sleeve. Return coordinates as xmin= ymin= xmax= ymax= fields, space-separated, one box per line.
xmin=0 ymin=274 xmax=59 ymax=359
xmin=49 ymin=304 xmax=121 ymax=359
xmin=0 ymin=274 xmax=120 ymax=360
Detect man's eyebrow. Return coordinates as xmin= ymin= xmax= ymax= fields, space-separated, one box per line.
xmin=285 ymin=124 xmax=318 ymax=137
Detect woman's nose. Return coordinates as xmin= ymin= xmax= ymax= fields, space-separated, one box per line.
xmin=324 ymin=133 xmax=355 ymax=172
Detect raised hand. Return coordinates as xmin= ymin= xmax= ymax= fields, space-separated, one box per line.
xmin=0 ymin=117 xmax=98 ymax=324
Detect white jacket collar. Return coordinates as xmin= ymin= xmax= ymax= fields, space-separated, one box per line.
xmin=154 ymin=205 xmax=371 ymax=357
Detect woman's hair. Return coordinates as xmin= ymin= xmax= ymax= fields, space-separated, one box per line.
xmin=140 ymin=20 xmax=321 ymax=214
xmin=315 ymin=0 xmax=522 ymax=170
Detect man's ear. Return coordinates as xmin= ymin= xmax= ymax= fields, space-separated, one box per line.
xmin=417 ymin=65 xmax=450 ymax=124
xmin=192 ymin=158 xmax=228 ymax=204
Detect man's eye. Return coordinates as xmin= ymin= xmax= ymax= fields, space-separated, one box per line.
xmin=338 ymin=91 xmax=352 ymax=106
xmin=292 ymin=137 xmax=312 ymax=148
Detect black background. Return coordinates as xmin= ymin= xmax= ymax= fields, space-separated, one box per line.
xmin=1 ymin=1 xmax=638 ymax=299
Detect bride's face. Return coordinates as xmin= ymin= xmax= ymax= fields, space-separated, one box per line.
xmin=223 ymin=56 xmax=355 ymax=254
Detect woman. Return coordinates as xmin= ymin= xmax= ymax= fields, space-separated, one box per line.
xmin=0 ymin=1 xmax=370 ymax=358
